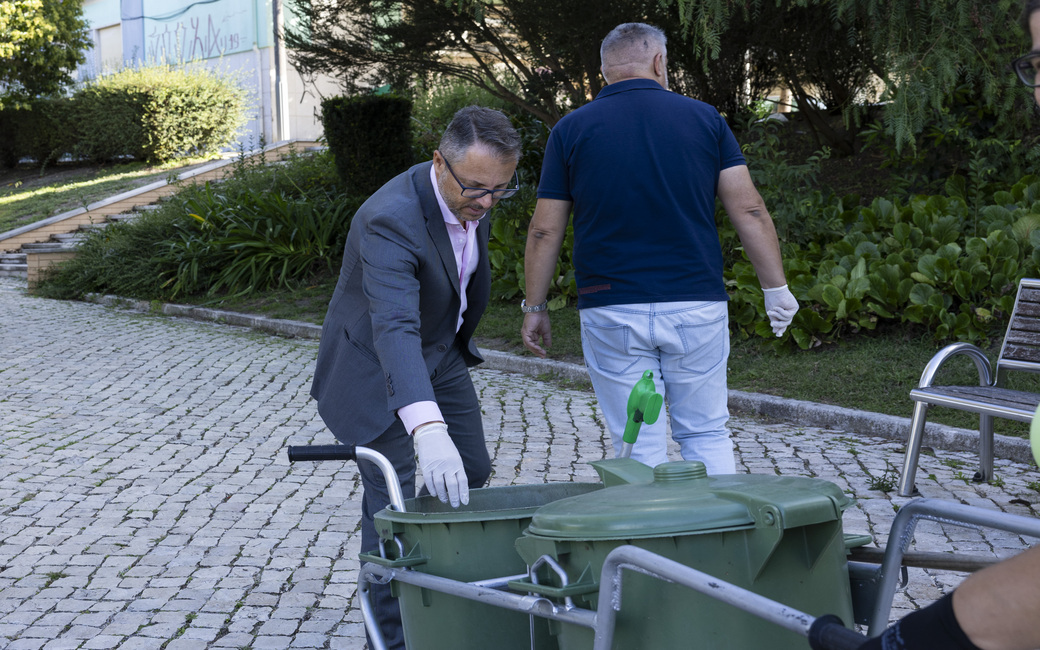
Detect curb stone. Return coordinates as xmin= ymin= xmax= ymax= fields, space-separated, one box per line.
xmin=87 ymin=292 xmax=1036 ymax=466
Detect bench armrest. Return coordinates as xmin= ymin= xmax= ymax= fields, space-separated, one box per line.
xmin=917 ymin=342 xmax=994 ymax=389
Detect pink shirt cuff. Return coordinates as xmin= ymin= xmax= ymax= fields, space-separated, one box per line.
xmin=398 ymin=401 xmax=444 ymax=435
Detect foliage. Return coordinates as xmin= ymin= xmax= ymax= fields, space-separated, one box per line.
xmin=35 ymin=149 xmax=348 ymax=301
xmin=32 ymin=205 xmax=187 ymax=301
xmin=860 ymin=80 xmax=1039 ymax=198
xmin=0 ymin=96 xmax=72 ymax=168
xmin=485 ymin=185 xmax=576 ymax=309
xmin=673 ymin=0 xmax=1033 ymax=151
xmin=737 ymin=117 xmax=838 ymax=248
xmin=320 ymin=94 xmax=414 ymax=195
xmin=737 ymin=3 xmax=883 ymax=155
xmin=286 ymin=0 xmax=715 ymax=127
xmin=410 ymin=77 xmax=549 ymax=185
xmin=725 ymin=176 xmax=1040 ymax=350
xmin=72 ymin=65 xmax=249 ymax=164
xmin=163 ymin=185 xmax=361 ymax=297
xmin=0 ymin=0 xmax=90 ymax=108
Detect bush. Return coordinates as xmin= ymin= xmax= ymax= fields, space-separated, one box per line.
xmin=33 ymin=206 xmax=187 ymax=301
xmin=726 ymin=175 xmax=1040 ymax=350
xmin=0 ymin=97 xmax=75 ymax=167
xmin=411 ymin=77 xmax=547 ymax=186
xmin=72 ymin=65 xmax=249 ymax=163
xmin=35 ymin=149 xmax=351 ymax=301
xmin=164 ymin=184 xmax=361 ymax=297
xmin=321 ymin=93 xmax=414 ymax=195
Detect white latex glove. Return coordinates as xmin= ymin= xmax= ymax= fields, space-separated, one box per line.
xmin=413 ymin=422 xmax=469 ymax=508
xmin=763 ymin=284 xmax=799 ymax=337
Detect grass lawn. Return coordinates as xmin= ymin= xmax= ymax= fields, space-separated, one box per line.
xmin=183 ymin=284 xmax=1037 ymax=438
xmin=0 ymin=157 xmax=221 ymax=233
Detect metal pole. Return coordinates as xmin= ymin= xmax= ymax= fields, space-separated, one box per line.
xmin=867 ymin=498 xmax=1040 ymax=636
xmin=357 ymin=562 xmax=600 ymax=649
xmin=271 ymin=0 xmax=291 ymax=142
xmin=591 ymin=545 xmax=818 ymax=650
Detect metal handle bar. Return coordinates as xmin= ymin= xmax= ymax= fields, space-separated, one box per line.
xmin=809 ymin=615 xmax=865 ymax=650
xmin=286 ymin=444 xmax=406 ymax=512
xmin=591 ymin=545 xmax=867 ymax=650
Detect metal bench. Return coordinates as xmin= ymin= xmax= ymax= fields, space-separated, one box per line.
xmin=897 ymin=278 xmax=1040 ymax=497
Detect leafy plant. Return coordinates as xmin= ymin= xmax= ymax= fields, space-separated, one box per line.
xmin=163 ymin=186 xmax=361 ymax=296
xmin=485 ymin=185 xmax=575 ymax=309
xmin=727 ymin=174 xmax=1040 ymax=349
xmin=34 ymin=149 xmax=347 ymax=301
xmin=866 ymin=465 xmax=897 ymax=492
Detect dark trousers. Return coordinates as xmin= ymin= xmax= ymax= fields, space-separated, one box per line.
xmin=357 ymin=341 xmax=492 ymax=649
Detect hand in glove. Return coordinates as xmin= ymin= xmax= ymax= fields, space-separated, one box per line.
xmin=413 ymin=422 xmax=469 ymax=508
xmin=763 ymin=284 xmax=799 ymax=337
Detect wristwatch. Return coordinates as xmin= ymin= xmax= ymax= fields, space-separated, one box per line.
xmin=521 ymin=299 xmax=548 ymax=313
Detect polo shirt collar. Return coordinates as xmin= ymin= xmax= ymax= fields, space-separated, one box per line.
xmin=595 ymin=78 xmax=666 ymax=100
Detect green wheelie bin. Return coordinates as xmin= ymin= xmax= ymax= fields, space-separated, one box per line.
xmin=511 ymin=460 xmax=857 ymax=650
xmin=363 ymin=481 xmax=602 ymax=650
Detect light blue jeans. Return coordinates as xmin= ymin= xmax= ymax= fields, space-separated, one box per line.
xmin=580 ymin=301 xmax=735 ymax=474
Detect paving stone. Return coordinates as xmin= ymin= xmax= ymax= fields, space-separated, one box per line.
xmin=3 ymin=275 xmax=1039 ymax=649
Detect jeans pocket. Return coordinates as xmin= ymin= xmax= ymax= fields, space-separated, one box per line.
xmin=581 ymin=322 xmax=639 ymax=375
xmin=674 ymin=314 xmax=727 ymax=376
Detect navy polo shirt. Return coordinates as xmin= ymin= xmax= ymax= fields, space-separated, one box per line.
xmin=538 ymin=78 xmax=746 ymax=309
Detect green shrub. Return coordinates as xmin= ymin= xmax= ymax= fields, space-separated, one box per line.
xmin=72 ymin=65 xmax=248 ymax=163
xmin=0 ymin=97 xmax=75 ymax=167
xmin=163 ymin=185 xmax=361 ymax=297
xmin=726 ymin=175 xmax=1040 ymax=349
xmin=410 ymin=77 xmax=548 ymax=184
xmin=35 ymin=149 xmax=350 ymax=301
xmin=33 ymin=207 xmax=187 ymax=301
xmin=321 ymin=93 xmax=414 ymax=195
xmin=484 ymin=186 xmax=575 ymax=309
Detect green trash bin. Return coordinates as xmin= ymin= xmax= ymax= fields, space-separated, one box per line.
xmin=363 ymin=481 xmax=603 ymax=650
xmin=511 ymin=461 xmax=856 ymax=650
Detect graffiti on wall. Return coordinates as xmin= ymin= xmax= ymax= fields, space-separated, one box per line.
xmin=146 ymin=6 xmax=254 ymax=63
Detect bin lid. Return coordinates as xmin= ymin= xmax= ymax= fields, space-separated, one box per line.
xmin=525 ymin=461 xmax=850 ymax=540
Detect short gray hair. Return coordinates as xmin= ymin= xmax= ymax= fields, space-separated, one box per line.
xmin=600 ymin=23 xmax=667 ymax=68
xmin=438 ymin=106 xmax=522 ymax=165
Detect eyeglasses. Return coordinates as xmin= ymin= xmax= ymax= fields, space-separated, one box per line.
xmin=443 ymin=157 xmax=520 ymax=200
xmin=1012 ymin=52 xmax=1040 ymax=87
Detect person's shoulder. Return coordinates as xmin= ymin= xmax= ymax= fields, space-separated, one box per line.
xmin=356 ymin=163 xmax=430 ymax=223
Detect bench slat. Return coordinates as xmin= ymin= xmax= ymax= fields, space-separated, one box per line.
xmin=1013 ymin=301 xmax=1040 ymax=318
xmin=1007 ymin=319 xmax=1040 ymax=335
xmin=1001 ymin=344 xmax=1040 ymax=364
xmin=911 ymin=385 xmax=1040 ymax=421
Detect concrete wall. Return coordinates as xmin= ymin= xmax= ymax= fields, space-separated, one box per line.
xmin=77 ymin=0 xmax=339 ymax=149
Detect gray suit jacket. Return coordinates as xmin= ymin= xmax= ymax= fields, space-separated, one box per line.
xmin=310 ymin=161 xmax=490 ymax=444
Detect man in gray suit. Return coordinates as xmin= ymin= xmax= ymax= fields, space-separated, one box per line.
xmin=310 ymin=106 xmax=521 ymax=648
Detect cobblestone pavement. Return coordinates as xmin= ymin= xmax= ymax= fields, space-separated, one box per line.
xmin=2 ymin=276 xmax=1040 ymax=649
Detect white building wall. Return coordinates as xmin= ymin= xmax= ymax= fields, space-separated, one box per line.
xmin=77 ymin=0 xmax=340 ymax=150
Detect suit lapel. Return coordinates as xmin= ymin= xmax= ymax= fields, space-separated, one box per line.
xmin=415 ymin=162 xmax=463 ymax=298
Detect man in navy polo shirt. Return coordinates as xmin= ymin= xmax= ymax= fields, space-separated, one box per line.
xmin=520 ymin=22 xmax=798 ymax=472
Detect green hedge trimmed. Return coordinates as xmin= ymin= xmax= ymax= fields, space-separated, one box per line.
xmin=0 ymin=97 xmax=75 ymax=168
xmin=321 ymin=94 xmax=414 ymax=195
xmin=73 ymin=66 xmax=248 ymax=163
xmin=0 ymin=65 xmax=248 ymax=166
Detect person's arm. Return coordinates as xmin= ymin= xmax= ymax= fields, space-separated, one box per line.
xmin=360 ymin=205 xmax=468 ymax=507
xmin=717 ymin=165 xmax=798 ymax=336
xmin=953 ymin=544 xmax=1040 ymax=649
xmin=716 ymin=165 xmax=786 ymax=288
xmin=521 ymin=198 xmax=572 ymax=358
